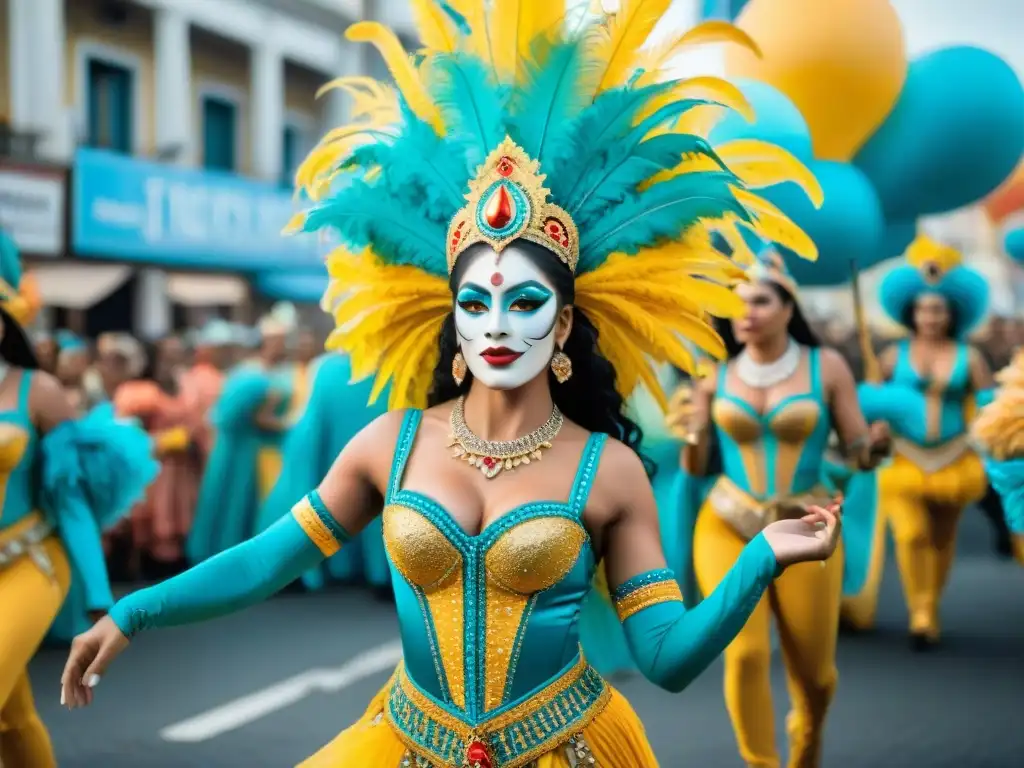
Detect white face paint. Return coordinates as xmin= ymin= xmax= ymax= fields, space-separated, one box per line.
xmin=454 ymin=245 xmax=561 ymax=391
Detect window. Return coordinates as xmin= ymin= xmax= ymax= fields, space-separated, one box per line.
xmin=87 ymin=59 xmax=133 ymax=153
xmin=202 ymin=96 xmax=237 ymax=171
xmin=281 ymin=124 xmax=300 ymax=188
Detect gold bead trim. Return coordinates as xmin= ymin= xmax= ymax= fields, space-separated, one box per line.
xmin=291 ymin=498 xmax=342 ymax=557
xmin=614 ymin=581 xmax=683 ymax=623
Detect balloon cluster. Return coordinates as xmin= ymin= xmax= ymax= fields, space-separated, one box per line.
xmin=710 ymin=0 xmax=1024 ymax=286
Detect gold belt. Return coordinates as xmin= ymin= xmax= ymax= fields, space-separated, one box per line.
xmin=893 ymin=436 xmax=971 ymax=473
xmin=709 ymin=477 xmax=830 ymax=541
xmin=0 ymin=511 xmax=56 ymax=578
xmin=386 ymin=653 xmax=610 ymax=768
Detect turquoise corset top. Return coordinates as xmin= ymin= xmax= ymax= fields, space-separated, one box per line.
xmin=0 ymin=371 xmax=38 ymax=530
xmin=889 ymin=340 xmax=970 ymax=446
xmin=381 ymin=410 xmax=603 ymax=723
xmin=711 ymin=347 xmax=831 ymax=500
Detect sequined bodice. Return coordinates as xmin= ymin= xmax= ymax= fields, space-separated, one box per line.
xmin=382 ymin=410 xmax=604 ymax=724
xmin=711 ymin=347 xmax=831 ymax=500
xmin=889 ymin=340 xmax=970 ymax=446
xmin=0 ymin=372 xmax=38 ymax=529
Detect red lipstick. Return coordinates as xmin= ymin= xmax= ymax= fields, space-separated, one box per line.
xmin=480 ymin=347 xmax=523 ymax=366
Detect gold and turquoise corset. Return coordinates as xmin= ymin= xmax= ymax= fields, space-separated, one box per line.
xmin=382 ymin=412 xmax=607 ymax=744
xmin=0 ymin=388 xmax=37 ymax=530
xmin=890 ymin=340 xmax=972 ymax=446
xmin=712 ymin=348 xmax=831 ymax=500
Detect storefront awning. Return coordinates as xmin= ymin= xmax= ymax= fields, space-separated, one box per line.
xmin=254 ymin=272 xmax=328 ymax=304
xmin=30 ymin=262 xmax=133 ymax=309
xmin=167 ymin=273 xmax=249 ymax=306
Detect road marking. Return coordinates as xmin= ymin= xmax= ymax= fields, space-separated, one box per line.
xmin=159 ymin=641 xmax=403 ymax=743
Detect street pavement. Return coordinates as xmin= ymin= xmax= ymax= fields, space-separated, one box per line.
xmin=31 ymin=510 xmax=1024 ymax=767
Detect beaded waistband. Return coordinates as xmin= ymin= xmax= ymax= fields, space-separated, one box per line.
xmin=0 ymin=512 xmax=53 ymax=571
xmin=893 ymin=436 xmax=972 ymax=473
xmin=710 ymin=477 xmax=830 ymax=541
xmin=386 ymin=654 xmax=610 ymax=768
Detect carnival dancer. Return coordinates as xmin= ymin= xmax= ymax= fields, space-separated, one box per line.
xmin=112 ymin=342 xmax=200 ymax=578
xmin=0 ymin=243 xmax=156 ymax=765
xmin=63 ymin=6 xmax=845 ymax=767
xmin=971 ymin=349 xmax=1024 ymax=565
xmin=843 ymin=235 xmax=992 ymax=648
xmin=259 ymin=352 xmax=392 ymax=593
xmin=186 ymin=304 xmax=298 ymax=563
xmin=680 ymin=248 xmax=889 ymax=768
xmin=179 ymin=319 xmax=232 ymax=464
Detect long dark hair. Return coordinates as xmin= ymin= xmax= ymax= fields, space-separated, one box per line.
xmin=427 ymin=242 xmax=654 ymax=477
xmin=713 ymin=281 xmax=820 ymax=359
xmin=0 ymin=306 xmax=40 ymax=370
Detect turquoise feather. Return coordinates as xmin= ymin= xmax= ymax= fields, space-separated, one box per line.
xmin=428 ymin=53 xmax=509 ymax=169
xmin=546 ymin=81 xmax=677 ymax=199
xmin=579 ymin=172 xmax=747 ymax=271
xmin=573 ymin=134 xmax=726 ymax=227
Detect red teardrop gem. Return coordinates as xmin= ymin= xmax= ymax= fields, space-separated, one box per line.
xmin=484 ymin=185 xmax=515 ymax=230
xmin=482 ymin=457 xmax=494 ymax=467
xmin=466 ymin=741 xmax=493 ymax=768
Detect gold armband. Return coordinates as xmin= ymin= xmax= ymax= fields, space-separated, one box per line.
xmin=156 ymin=426 xmax=190 ymax=453
xmin=613 ymin=569 xmax=683 ymax=622
xmin=291 ymin=491 xmax=351 ymax=557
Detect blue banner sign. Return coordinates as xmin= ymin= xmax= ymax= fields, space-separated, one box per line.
xmin=72 ymin=148 xmax=332 ymax=271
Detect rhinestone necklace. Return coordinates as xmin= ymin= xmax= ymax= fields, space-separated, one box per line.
xmin=447 ymin=396 xmax=564 ymax=479
xmin=735 ymin=337 xmax=801 ymax=389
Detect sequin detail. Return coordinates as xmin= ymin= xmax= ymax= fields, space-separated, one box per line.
xmin=399 ymin=734 xmax=597 ymax=767
xmin=612 ymin=568 xmax=675 ymax=601
xmin=292 ymin=494 xmax=349 ymax=557
xmin=614 ymin=581 xmax=683 ymax=622
xmin=387 ymin=657 xmax=610 ymax=768
xmin=486 ymin=518 xmax=587 ymax=595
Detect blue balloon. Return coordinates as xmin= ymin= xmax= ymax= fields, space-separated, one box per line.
xmin=711 ymin=78 xmax=814 ymax=161
xmin=855 ymin=46 xmax=1024 ymax=221
xmin=760 ymin=161 xmax=885 ymax=286
xmin=878 ymin=219 xmax=917 ymax=263
xmin=1006 ymin=227 xmax=1024 ymax=265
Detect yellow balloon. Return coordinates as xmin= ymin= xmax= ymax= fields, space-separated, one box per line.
xmin=726 ymin=0 xmax=907 ymax=162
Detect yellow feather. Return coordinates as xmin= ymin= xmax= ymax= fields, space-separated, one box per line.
xmin=491 ymin=0 xmax=566 ymax=83
xmin=410 ymin=0 xmax=460 ymax=53
xmin=715 ymin=139 xmax=824 ymax=207
xmin=449 ymin=0 xmax=495 ymax=69
xmin=595 ymin=0 xmax=673 ymax=93
xmin=345 ymin=22 xmax=444 ymax=133
xmin=674 ymin=103 xmax=727 ymax=140
xmin=732 ymin=187 xmax=818 ymax=262
xmin=636 ymin=21 xmax=762 ymax=87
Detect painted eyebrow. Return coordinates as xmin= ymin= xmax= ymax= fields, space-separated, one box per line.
xmin=504 ymin=280 xmax=553 ymax=297
xmin=457 ymin=284 xmax=491 ymax=301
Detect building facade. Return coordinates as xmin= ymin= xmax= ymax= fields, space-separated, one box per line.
xmin=1 ymin=0 xmax=414 ymax=337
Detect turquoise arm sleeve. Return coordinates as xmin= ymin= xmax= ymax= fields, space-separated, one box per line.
xmin=974 ymin=387 xmax=996 ymax=408
xmin=617 ymin=533 xmax=780 ymax=693
xmin=57 ymin=496 xmax=114 ymax=611
xmin=109 ymin=514 xmax=326 ymax=637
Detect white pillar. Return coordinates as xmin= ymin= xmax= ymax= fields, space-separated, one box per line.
xmin=251 ymin=43 xmax=284 ymax=181
xmin=29 ymin=0 xmax=70 ymax=160
xmin=154 ymin=8 xmax=193 ymax=165
xmin=7 ymin=0 xmax=34 ymax=131
xmin=134 ymin=269 xmax=172 ymax=340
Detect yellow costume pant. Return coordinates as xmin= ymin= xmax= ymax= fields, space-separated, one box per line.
xmin=694 ymin=507 xmax=843 ymax=768
xmin=0 ymin=516 xmax=72 ymax=768
xmin=880 ymin=451 xmax=986 ymax=638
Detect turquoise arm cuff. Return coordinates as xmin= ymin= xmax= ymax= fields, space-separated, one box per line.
xmin=616 ymin=533 xmax=780 ymax=693
xmin=110 ymin=495 xmax=347 ymax=637
xmin=56 ymin=496 xmax=114 ymax=611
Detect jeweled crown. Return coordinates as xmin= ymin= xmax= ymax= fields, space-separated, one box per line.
xmin=447 ymin=137 xmax=579 ymax=274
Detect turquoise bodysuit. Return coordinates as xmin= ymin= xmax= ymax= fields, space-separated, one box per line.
xmin=712 ymin=347 xmax=832 ymax=501
xmin=111 ymin=409 xmax=782 ymax=766
xmin=0 ymin=371 xmax=111 ymax=610
xmin=888 ymin=340 xmax=971 ymax=446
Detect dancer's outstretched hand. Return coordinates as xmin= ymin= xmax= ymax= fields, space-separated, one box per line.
xmin=763 ymin=499 xmax=842 ymax=568
xmin=61 ymin=616 xmax=129 ymax=709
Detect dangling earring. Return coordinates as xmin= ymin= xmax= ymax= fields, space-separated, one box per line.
xmin=550 ymin=350 xmax=572 ymax=383
xmin=452 ymin=351 xmax=467 ymax=385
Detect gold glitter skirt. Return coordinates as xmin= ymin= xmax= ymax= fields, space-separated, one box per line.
xmin=297 ymin=674 xmax=658 ymax=768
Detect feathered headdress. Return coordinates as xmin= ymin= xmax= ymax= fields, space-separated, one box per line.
xmin=0 ymin=229 xmax=43 ymax=326
xmin=878 ymin=234 xmax=989 ymax=338
xmin=291 ymin=0 xmax=822 ymax=410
